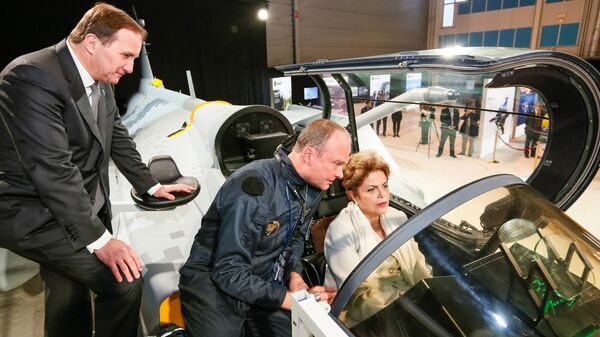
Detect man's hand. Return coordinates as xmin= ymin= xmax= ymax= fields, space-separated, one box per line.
xmin=282 ymin=272 xmax=309 ymax=311
xmin=152 ymin=183 xmax=195 ymax=200
xmin=281 ymin=285 xmax=337 ymax=311
xmin=288 ymin=271 xmax=309 ymax=292
xmin=94 ymin=239 xmax=142 ymax=283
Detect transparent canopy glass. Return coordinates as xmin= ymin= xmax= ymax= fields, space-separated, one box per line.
xmin=338 ymin=183 xmax=599 ymax=337
xmin=315 ymin=67 xmax=551 ymax=211
xmin=277 ymin=47 xmax=600 ymax=213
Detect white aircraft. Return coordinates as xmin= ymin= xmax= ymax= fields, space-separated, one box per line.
xmin=108 ymin=44 xmax=600 ymax=336
xmin=5 ymin=39 xmax=598 ymax=336
xmin=109 ymin=43 xmax=450 ymax=334
xmin=4 ymin=40 xmax=600 ymax=336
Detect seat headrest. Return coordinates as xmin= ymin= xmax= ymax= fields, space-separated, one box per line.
xmin=148 ymin=155 xmax=182 ymax=184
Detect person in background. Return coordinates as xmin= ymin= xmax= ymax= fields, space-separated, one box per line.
xmin=324 ymin=151 xmax=431 ymax=327
xmin=391 ymin=108 xmax=403 ymax=137
xmin=0 ymin=4 xmax=194 ymax=337
xmin=458 ymin=101 xmax=480 ymax=157
xmin=361 ymin=100 xmax=375 ymax=130
xmin=436 ymin=104 xmax=460 ymax=158
xmin=524 ymin=102 xmax=545 ymax=158
xmin=375 ymin=90 xmax=388 ymax=136
xmin=361 ymin=99 xmax=374 ymax=115
xmin=418 ymin=104 xmax=434 ymax=145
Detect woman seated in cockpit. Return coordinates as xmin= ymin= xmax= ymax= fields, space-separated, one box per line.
xmin=324 ymin=151 xmax=432 ymax=327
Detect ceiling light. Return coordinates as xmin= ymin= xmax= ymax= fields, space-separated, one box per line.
xmin=258 ymin=8 xmax=268 ymax=21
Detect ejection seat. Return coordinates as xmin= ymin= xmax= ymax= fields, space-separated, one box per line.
xmin=131 ymin=155 xmax=200 ymax=210
xmin=302 ymin=179 xmax=348 ymax=287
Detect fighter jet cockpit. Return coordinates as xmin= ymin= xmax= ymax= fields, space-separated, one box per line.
xmin=43 ymin=45 xmax=597 ymax=336
xmin=278 ymin=48 xmax=600 ymax=337
xmin=327 ymin=175 xmax=600 ymax=337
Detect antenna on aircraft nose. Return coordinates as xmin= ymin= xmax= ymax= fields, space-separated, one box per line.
xmin=131 ymin=6 xmax=154 ymax=79
xmin=131 ymin=6 xmax=141 ymax=25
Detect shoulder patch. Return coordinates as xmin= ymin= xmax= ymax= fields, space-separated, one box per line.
xmin=242 ymin=176 xmax=265 ymax=196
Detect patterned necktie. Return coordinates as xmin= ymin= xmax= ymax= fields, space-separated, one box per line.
xmin=89 ymin=82 xmax=105 ymax=214
xmin=90 ymin=82 xmax=100 ymax=122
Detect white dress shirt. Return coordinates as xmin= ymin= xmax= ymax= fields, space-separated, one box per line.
xmin=66 ymin=41 xmax=159 ymax=253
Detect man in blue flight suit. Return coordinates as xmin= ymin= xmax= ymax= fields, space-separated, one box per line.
xmin=179 ymin=119 xmax=351 ymax=337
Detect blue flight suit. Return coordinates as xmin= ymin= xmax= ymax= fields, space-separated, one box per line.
xmin=179 ymin=148 xmax=321 ymax=337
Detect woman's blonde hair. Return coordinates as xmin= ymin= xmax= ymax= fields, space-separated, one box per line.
xmin=342 ymin=151 xmax=390 ymax=195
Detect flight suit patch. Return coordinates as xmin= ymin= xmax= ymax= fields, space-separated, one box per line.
xmin=265 ymin=221 xmax=280 ymax=236
xmin=242 ymin=176 xmax=264 ymax=196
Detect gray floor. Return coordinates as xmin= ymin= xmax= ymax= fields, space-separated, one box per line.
xmin=0 ymin=273 xmax=43 ymax=337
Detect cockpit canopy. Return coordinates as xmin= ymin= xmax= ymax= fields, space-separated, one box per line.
xmin=277 ymin=47 xmax=600 ymax=210
xmin=333 ymin=175 xmax=600 ymax=337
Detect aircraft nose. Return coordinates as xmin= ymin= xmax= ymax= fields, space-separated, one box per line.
xmin=447 ymin=89 xmax=460 ymax=101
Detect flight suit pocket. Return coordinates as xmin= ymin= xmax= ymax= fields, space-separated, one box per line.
xmin=251 ymin=208 xmax=286 ymax=254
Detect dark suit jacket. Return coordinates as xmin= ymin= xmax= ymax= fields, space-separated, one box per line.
xmin=0 ymin=39 xmax=157 ymax=252
xmin=459 ymin=110 xmax=480 ymax=136
xmin=440 ymin=107 xmax=459 ymax=129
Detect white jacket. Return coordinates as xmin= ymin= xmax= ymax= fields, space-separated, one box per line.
xmin=323 ymin=202 xmax=432 ymax=327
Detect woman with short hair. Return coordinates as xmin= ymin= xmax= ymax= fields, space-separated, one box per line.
xmin=324 ymin=151 xmax=431 ymax=327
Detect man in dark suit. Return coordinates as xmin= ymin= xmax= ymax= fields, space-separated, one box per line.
xmin=0 ymin=4 xmax=193 ymax=337
xmin=436 ymin=106 xmax=460 ymax=158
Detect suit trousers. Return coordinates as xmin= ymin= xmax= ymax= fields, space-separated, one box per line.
xmin=524 ymin=130 xmax=540 ymax=157
xmin=460 ymin=134 xmax=476 ymax=156
xmin=376 ymin=117 xmax=388 ymax=136
xmin=437 ymin=127 xmax=456 ymax=156
xmin=179 ymin=270 xmax=291 ymax=337
xmin=392 ymin=119 xmax=401 ymax=136
xmin=13 ymin=223 xmax=142 ymax=337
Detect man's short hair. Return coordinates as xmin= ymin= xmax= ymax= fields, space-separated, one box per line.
xmin=68 ymin=3 xmax=147 ymax=45
xmin=292 ymin=119 xmax=348 ymax=155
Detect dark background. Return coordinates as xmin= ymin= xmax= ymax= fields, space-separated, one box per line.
xmin=0 ymin=0 xmax=276 ymax=111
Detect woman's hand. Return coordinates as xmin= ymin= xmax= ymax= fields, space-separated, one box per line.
xmin=308 ymin=285 xmax=337 ymax=304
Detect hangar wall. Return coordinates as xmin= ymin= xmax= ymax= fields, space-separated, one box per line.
xmin=0 ymin=1 xmax=273 ymax=107
xmin=266 ymin=0 xmax=431 ymax=66
xmin=432 ymin=0 xmax=600 ymax=58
